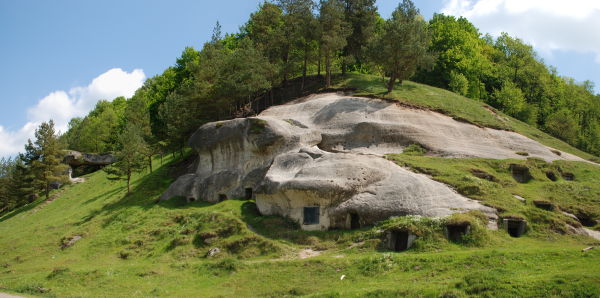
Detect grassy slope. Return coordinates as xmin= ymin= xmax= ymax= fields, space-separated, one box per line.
xmin=0 ymin=154 xmax=599 ymax=297
xmin=334 ymin=73 xmax=599 ymax=162
xmin=1 ymin=76 xmax=600 ymax=296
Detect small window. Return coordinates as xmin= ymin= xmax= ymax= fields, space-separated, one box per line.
xmin=303 ymin=206 xmax=320 ymax=225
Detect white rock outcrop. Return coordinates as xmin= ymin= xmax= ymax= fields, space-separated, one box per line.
xmin=161 ymin=93 xmax=584 ymax=230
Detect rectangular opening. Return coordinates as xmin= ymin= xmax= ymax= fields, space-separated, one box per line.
xmin=507 ymin=220 xmax=525 ymax=237
xmin=446 ymin=224 xmax=469 ymax=242
xmin=350 ymin=213 xmax=360 ymax=229
xmin=303 ymin=206 xmax=320 ymax=225
xmin=393 ymin=231 xmax=410 ymax=251
xmin=245 ymin=188 xmax=253 ymax=200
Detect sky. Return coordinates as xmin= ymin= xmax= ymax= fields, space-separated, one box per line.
xmin=0 ymin=0 xmax=598 ymax=157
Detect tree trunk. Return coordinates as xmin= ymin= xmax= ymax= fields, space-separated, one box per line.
xmin=127 ymin=171 xmax=131 ymax=194
xmin=148 ymin=155 xmax=153 ymax=173
xmin=45 ymin=184 xmax=50 ymax=201
xmin=301 ymin=45 xmax=308 ymax=90
xmin=325 ymin=54 xmax=331 ymax=88
xmin=387 ymin=73 xmax=397 ymax=93
xmin=317 ymin=45 xmax=322 ymax=76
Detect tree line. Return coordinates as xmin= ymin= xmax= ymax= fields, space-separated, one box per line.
xmin=2 ymin=0 xmax=599 ymax=214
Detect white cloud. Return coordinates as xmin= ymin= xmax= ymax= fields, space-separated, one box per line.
xmin=441 ymin=0 xmax=600 ymax=61
xmin=0 ymin=68 xmax=145 ymax=158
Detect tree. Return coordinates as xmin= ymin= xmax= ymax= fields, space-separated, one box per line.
xmin=449 ymin=71 xmax=469 ymax=96
xmin=370 ymin=0 xmax=434 ymax=92
xmin=545 ymin=109 xmax=580 ymax=144
xmin=104 ymin=123 xmax=148 ymax=194
xmin=125 ymin=92 xmax=155 ymax=172
xmin=492 ymin=81 xmax=526 ymax=117
xmin=30 ymin=121 xmax=68 ymax=201
xmin=319 ymin=0 xmax=351 ymax=87
xmin=413 ymin=14 xmax=492 ymax=99
xmin=341 ymin=0 xmax=377 ymax=73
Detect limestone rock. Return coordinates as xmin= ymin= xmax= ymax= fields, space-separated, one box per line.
xmin=161 ymin=93 xmax=586 ymax=230
xmin=64 ymin=151 xmax=116 ymax=167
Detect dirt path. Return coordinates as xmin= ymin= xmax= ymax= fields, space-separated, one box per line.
xmin=0 ymin=293 xmax=22 ymax=298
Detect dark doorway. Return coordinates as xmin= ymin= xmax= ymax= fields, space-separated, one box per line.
xmin=446 ymin=224 xmax=470 ymax=242
xmin=506 ymin=219 xmax=526 ymax=237
xmin=390 ymin=231 xmax=414 ymax=251
xmin=218 ymin=194 xmax=228 ymax=202
xmin=303 ymin=207 xmax=320 ymax=225
xmin=245 ymin=188 xmax=253 ymax=200
xmin=350 ymin=213 xmax=360 ymax=229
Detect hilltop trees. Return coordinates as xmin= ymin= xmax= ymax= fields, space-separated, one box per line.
xmin=370 ymin=0 xmax=434 ymax=92
xmin=341 ymin=0 xmax=378 ymax=73
xmin=319 ymin=0 xmax=351 ymax=87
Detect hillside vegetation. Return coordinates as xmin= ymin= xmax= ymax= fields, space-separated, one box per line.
xmin=1 ymin=151 xmax=600 ymax=297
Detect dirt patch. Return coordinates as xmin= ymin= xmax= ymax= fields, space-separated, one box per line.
xmin=298 ymin=249 xmax=322 ymax=259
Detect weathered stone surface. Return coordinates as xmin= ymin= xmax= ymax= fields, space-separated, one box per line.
xmin=162 ymin=93 xmax=586 ymax=230
xmin=64 ymin=151 xmax=116 ymax=167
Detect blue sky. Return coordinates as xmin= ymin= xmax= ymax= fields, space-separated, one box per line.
xmin=0 ymin=0 xmax=598 ymax=157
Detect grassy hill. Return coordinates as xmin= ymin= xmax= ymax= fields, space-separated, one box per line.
xmin=1 ymin=74 xmax=600 ymax=297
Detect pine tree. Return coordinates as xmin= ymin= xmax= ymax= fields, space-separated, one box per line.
xmin=104 ymin=123 xmax=148 ymax=194
xmin=341 ymin=0 xmax=377 ymax=73
xmin=370 ymin=0 xmax=434 ymax=92
xmin=319 ymin=0 xmax=351 ymax=87
xmin=30 ymin=121 xmax=68 ymax=201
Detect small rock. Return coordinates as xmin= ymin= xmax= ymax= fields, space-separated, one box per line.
xmin=206 ymin=248 xmax=221 ymax=258
xmin=582 ymin=246 xmax=595 ymax=252
xmin=60 ymin=235 xmax=82 ymax=249
xmin=513 ymin=195 xmax=526 ymax=203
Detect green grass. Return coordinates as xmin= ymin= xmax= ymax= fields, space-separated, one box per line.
xmin=334 ymin=73 xmax=599 ymax=162
xmin=387 ymin=153 xmax=600 ymax=234
xmin=0 ymin=153 xmax=599 ymax=297
xmin=1 ymin=75 xmax=600 ymax=296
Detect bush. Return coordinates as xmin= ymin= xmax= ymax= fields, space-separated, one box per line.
xmin=449 ymin=71 xmax=469 ymax=96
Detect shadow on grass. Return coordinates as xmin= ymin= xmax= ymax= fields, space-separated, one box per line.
xmin=0 ymin=199 xmax=46 ymax=223
xmin=74 ymin=153 xmax=201 ymax=225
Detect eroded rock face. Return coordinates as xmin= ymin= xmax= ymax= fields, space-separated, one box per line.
xmin=64 ymin=151 xmax=116 ymax=167
xmin=162 ymin=93 xmax=584 ymax=230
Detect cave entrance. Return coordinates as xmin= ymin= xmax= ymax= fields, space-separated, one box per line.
xmin=505 ymin=219 xmax=526 ymax=237
xmin=509 ymin=164 xmax=532 ymax=183
xmin=245 ymin=188 xmax=253 ymax=200
xmin=389 ymin=231 xmax=415 ymax=252
xmin=446 ymin=224 xmax=470 ymax=242
xmin=218 ymin=194 xmax=228 ymax=202
xmin=545 ymin=171 xmax=558 ymax=181
xmin=350 ymin=213 xmax=360 ymax=229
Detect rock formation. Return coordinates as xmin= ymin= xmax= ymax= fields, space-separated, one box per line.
xmin=64 ymin=151 xmax=116 ymax=167
xmin=161 ymin=93 xmax=584 ymax=230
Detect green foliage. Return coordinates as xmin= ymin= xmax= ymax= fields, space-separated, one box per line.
xmin=103 ymin=123 xmax=149 ymax=193
xmin=545 ymin=108 xmax=580 ymax=144
xmin=492 ymin=81 xmax=526 ymax=118
xmin=402 ymin=143 xmax=428 ymax=156
xmin=319 ymin=0 xmax=351 ymax=87
xmin=369 ymin=0 xmax=434 ymax=92
xmin=448 ymin=71 xmax=469 ymax=96
xmin=29 ymin=121 xmax=69 ymax=200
